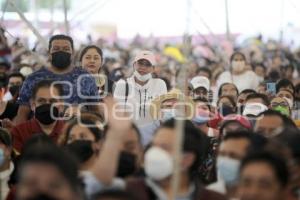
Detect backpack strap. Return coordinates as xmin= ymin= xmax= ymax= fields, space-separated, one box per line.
xmin=124 ymin=79 xmax=129 ymax=104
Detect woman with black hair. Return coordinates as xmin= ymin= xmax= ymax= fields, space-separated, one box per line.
xmin=217 ymin=52 xmax=260 ymax=93
xmin=80 ymin=45 xmax=103 ymax=75
xmin=79 ymin=45 xmax=114 ymax=95
xmin=218 ymin=83 xmax=239 ymax=102
xmin=217 ymin=95 xmax=237 ymax=117
xmin=60 ymin=112 xmax=104 ymax=171
xmin=192 ymin=97 xmax=219 ymax=137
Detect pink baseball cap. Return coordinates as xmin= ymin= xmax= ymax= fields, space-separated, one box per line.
xmin=223 ymin=114 xmax=252 ymax=129
xmin=134 ymin=50 xmax=156 ymax=66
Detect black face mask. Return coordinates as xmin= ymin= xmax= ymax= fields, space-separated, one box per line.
xmin=109 ymin=68 xmax=124 ymax=82
xmin=26 ymin=193 xmax=58 ymax=200
xmin=218 ymin=105 xmax=236 ymax=117
xmin=34 ymin=104 xmax=59 ymax=125
xmin=117 ymin=151 xmax=137 ymax=178
xmin=51 ymin=51 xmax=71 ymax=69
xmin=66 ymin=140 xmax=94 ymax=163
xmin=0 ymin=73 xmax=6 ymax=88
xmin=9 ymin=85 xmax=21 ymax=97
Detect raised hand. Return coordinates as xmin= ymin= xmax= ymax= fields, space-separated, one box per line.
xmin=103 ymin=96 xmax=131 ymax=139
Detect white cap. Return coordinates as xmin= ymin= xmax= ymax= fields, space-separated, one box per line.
xmin=243 ymin=103 xmax=268 ymax=116
xmin=190 ymin=76 xmax=210 ymax=91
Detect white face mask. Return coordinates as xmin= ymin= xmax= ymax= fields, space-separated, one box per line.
xmin=133 ymin=71 xmax=152 ymax=82
xmin=161 ymin=108 xmax=176 ymax=121
xmin=144 ymin=147 xmax=173 ymax=181
xmin=232 ymin=61 xmax=245 ymax=73
xmin=217 ymin=156 xmax=240 ymax=186
xmin=242 ymin=103 xmax=268 ymax=116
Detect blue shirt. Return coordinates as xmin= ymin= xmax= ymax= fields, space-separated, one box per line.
xmin=18 ymin=67 xmax=100 ymax=105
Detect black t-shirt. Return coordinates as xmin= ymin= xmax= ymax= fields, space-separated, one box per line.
xmin=0 ymin=101 xmax=19 ymax=120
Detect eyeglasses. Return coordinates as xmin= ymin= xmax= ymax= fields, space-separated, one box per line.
xmin=136 ymin=59 xmax=152 ymax=67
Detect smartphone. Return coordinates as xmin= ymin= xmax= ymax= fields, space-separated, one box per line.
xmin=266 ymin=82 xmax=276 ymax=96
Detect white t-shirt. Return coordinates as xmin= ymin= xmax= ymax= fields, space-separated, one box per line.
xmin=217 ymin=70 xmax=259 ymax=93
xmin=113 ymin=77 xmax=167 ymax=145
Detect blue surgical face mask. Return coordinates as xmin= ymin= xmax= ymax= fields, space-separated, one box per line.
xmin=161 ymin=109 xmax=176 ymax=122
xmin=192 ymin=115 xmax=209 ymax=125
xmin=217 ymin=156 xmax=240 ymax=186
xmin=0 ymin=148 xmax=4 ymax=166
xmin=192 ymin=110 xmax=210 ymax=125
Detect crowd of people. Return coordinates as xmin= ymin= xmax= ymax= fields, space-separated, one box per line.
xmin=0 ymin=29 xmax=299 ymax=200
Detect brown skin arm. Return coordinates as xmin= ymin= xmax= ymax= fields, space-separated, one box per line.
xmin=90 ymin=97 xmax=131 ymax=185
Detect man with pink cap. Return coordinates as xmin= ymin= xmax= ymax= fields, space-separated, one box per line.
xmin=113 ymin=50 xmax=167 ymax=146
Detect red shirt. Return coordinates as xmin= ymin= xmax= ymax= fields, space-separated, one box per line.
xmin=11 ymin=118 xmax=65 ymax=153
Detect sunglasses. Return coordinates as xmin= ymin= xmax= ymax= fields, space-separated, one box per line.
xmin=137 ymin=59 xmax=152 ymax=67
xmin=271 ymin=102 xmax=289 ymax=107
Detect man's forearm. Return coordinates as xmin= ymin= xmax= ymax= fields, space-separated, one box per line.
xmin=91 ymin=131 xmax=123 ymax=185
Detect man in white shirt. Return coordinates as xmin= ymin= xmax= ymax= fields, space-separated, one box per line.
xmin=189 ymin=76 xmax=210 ymax=99
xmin=113 ymin=50 xmax=167 ymax=146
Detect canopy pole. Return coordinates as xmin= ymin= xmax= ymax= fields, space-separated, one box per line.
xmin=63 ymin=0 xmax=69 ymax=35
xmin=8 ymin=0 xmax=47 ymax=49
xmin=225 ymin=0 xmax=231 ymax=41
xmin=170 ymin=0 xmax=191 ymax=199
xmin=279 ymin=0 xmax=285 ymax=43
xmin=1 ymin=0 xmax=9 ymax=23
